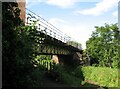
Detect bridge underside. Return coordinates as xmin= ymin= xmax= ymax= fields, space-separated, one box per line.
xmin=33 ymin=31 xmax=83 ymax=66
xmin=34 ymin=31 xmax=82 ymax=55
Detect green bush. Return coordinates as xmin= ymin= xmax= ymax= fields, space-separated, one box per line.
xmin=76 ymin=66 xmax=119 ymax=87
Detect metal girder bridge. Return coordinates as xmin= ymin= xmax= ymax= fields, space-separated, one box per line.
xmin=25 ymin=8 xmax=82 ymax=55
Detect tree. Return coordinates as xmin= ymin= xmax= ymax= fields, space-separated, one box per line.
xmin=85 ymin=23 xmax=120 ymax=68
xmin=2 ymin=2 xmax=22 ymax=87
xmin=2 ymin=2 xmax=36 ymax=87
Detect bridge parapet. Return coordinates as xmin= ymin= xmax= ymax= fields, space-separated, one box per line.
xmin=25 ymin=8 xmax=82 ymax=51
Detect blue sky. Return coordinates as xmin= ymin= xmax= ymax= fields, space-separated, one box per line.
xmin=26 ymin=0 xmax=119 ymax=49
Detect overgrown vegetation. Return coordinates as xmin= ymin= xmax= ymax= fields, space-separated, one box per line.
xmin=81 ymin=24 xmax=120 ymax=88
xmin=83 ymin=24 xmax=120 ymax=68
xmin=2 ymin=2 xmax=48 ymax=88
xmin=50 ymin=65 xmax=119 ymax=87
xmin=33 ymin=55 xmax=53 ymax=70
xmin=80 ymin=66 xmax=119 ymax=87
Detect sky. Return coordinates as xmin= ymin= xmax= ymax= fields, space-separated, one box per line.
xmin=26 ymin=0 xmax=119 ymax=49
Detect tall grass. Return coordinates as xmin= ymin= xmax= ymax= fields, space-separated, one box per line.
xmin=75 ymin=66 xmax=119 ymax=87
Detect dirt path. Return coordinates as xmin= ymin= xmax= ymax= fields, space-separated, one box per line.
xmin=41 ymin=75 xmax=70 ymax=87
xmin=40 ymin=72 xmax=101 ymax=88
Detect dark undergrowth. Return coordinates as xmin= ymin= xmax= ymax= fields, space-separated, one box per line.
xmin=48 ymin=64 xmax=103 ymax=88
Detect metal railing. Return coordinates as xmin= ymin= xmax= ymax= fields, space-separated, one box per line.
xmin=25 ymin=8 xmax=82 ymax=50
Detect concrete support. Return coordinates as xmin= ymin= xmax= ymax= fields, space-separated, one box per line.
xmin=72 ymin=52 xmax=83 ymax=65
xmin=52 ymin=55 xmax=59 ymax=64
xmin=51 ymin=52 xmax=83 ymax=66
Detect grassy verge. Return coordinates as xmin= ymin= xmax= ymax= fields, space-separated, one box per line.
xmin=75 ymin=66 xmax=119 ymax=87
xmin=51 ymin=65 xmax=119 ymax=88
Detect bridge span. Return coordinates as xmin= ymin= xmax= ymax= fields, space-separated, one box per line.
xmin=25 ymin=8 xmax=83 ymax=65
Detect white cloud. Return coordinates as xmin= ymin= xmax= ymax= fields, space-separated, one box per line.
xmin=45 ymin=0 xmax=80 ymax=8
xmin=48 ymin=18 xmax=93 ymax=49
xmin=26 ymin=0 xmax=102 ymax=8
xmin=26 ymin=0 xmax=43 ymax=3
xmin=26 ymin=0 xmax=43 ymax=8
xmin=112 ymin=11 xmax=118 ymax=17
xmin=49 ymin=18 xmax=66 ymax=27
xmin=61 ymin=25 xmax=92 ymax=49
xmin=77 ymin=0 xmax=119 ymax=16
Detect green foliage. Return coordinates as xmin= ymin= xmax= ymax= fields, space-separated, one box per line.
xmin=33 ymin=55 xmax=53 ymax=70
xmin=14 ymin=25 xmax=51 ymax=88
xmin=80 ymin=66 xmax=119 ymax=87
xmin=36 ymin=55 xmax=51 ymax=60
xmin=82 ymin=49 xmax=89 ymax=64
xmin=2 ymin=2 xmax=47 ymax=88
xmin=50 ymin=65 xmax=119 ymax=87
xmin=85 ymin=23 xmax=120 ymax=68
xmin=2 ymin=2 xmax=24 ymax=87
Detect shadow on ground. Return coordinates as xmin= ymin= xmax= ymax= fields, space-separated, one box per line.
xmin=40 ymin=71 xmax=108 ymax=89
